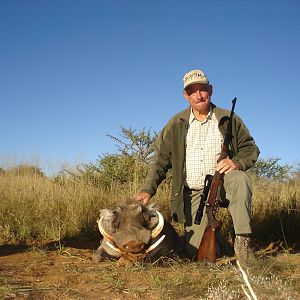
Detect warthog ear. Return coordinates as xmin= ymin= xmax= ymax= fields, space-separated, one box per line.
xmin=144 ymin=210 xmax=159 ymax=230
xmin=100 ymin=207 xmax=122 ymax=219
xmin=99 ymin=208 xmax=120 ymax=233
xmin=99 ymin=209 xmax=114 ymax=219
xmin=144 ymin=204 xmax=160 ymax=229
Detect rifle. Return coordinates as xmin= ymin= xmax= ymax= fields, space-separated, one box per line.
xmin=196 ymin=97 xmax=237 ymax=262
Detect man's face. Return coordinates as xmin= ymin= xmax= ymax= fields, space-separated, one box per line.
xmin=183 ymin=83 xmax=212 ymax=113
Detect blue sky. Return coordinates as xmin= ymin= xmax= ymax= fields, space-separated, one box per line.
xmin=0 ymin=0 xmax=299 ymax=174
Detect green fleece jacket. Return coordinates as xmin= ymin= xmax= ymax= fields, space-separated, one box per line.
xmin=141 ymin=103 xmax=260 ymax=223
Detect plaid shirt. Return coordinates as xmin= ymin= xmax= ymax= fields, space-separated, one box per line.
xmin=185 ymin=108 xmax=223 ymax=190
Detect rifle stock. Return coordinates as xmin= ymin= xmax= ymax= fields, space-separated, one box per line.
xmin=196 ymin=171 xmax=223 ymax=262
xmin=196 ymin=97 xmax=237 ymax=262
xmin=197 ymin=226 xmax=219 ymax=262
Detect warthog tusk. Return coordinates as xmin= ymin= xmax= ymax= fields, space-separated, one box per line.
xmin=151 ymin=211 xmax=164 ymax=239
xmin=97 ymin=217 xmax=115 ymax=243
xmin=105 ymin=240 xmax=126 ymax=255
xmin=145 ymin=234 xmax=166 ymax=253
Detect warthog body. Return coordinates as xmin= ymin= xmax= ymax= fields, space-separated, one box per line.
xmin=93 ymin=201 xmax=184 ymax=263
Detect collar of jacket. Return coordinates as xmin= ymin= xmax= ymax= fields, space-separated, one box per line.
xmin=177 ymin=102 xmax=234 ymax=157
xmin=177 ymin=102 xmax=231 ymax=125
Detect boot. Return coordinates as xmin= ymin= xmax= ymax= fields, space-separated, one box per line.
xmin=234 ymin=235 xmax=256 ymax=265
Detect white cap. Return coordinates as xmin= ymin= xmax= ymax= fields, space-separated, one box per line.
xmin=183 ymin=69 xmax=209 ymax=89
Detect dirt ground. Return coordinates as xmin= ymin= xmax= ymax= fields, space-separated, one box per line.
xmin=0 ymin=239 xmax=142 ymax=300
xmin=0 ymin=239 xmax=299 ymax=300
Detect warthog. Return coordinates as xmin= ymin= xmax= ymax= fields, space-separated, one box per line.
xmin=93 ymin=200 xmax=184 ymax=264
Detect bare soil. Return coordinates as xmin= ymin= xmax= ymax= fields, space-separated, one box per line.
xmin=0 ymin=239 xmax=299 ymax=300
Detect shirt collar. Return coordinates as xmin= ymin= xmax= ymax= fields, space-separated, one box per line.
xmin=189 ymin=106 xmax=213 ymax=125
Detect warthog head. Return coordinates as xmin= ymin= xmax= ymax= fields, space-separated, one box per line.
xmin=93 ymin=200 xmax=184 ymax=264
xmin=97 ymin=201 xmax=165 ymax=258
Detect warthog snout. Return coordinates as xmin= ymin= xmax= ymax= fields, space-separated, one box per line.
xmin=121 ymin=240 xmax=145 ymax=253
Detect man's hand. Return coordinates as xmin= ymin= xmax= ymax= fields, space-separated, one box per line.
xmin=216 ymin=157 xmax=240 ymax=174
xmin=134 ymin=192 xmax=151 ymax=205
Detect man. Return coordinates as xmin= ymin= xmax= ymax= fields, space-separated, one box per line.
xmin=135 ymin=69 xmax=260 ymax=262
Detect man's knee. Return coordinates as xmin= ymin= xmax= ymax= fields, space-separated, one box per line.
xmin=224 ymin=170 xmax=252 ymax=191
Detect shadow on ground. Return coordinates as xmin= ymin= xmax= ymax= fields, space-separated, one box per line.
xmin=0 ymin=237 xmax=100 ymax=257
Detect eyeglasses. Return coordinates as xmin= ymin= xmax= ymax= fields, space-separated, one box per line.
xmin=185 ymin=84 xmax=211 ymax=96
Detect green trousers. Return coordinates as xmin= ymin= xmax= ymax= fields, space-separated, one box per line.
xmin=183 ymin=170 xmax=252 ymax=259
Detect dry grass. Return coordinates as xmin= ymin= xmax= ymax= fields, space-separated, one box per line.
xmin=0 ymin=170 xmax=299 ymax=250
xmin=95 ymin=255 xmax=299 ymax=299
xmin=250 ymin=174 xmax=300 ymax=249
xmin=0 ymin=171 xmax=133 ymax=244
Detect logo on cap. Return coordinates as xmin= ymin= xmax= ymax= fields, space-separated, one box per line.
xmin=183 ymin=69 xmax=209 ymax=89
